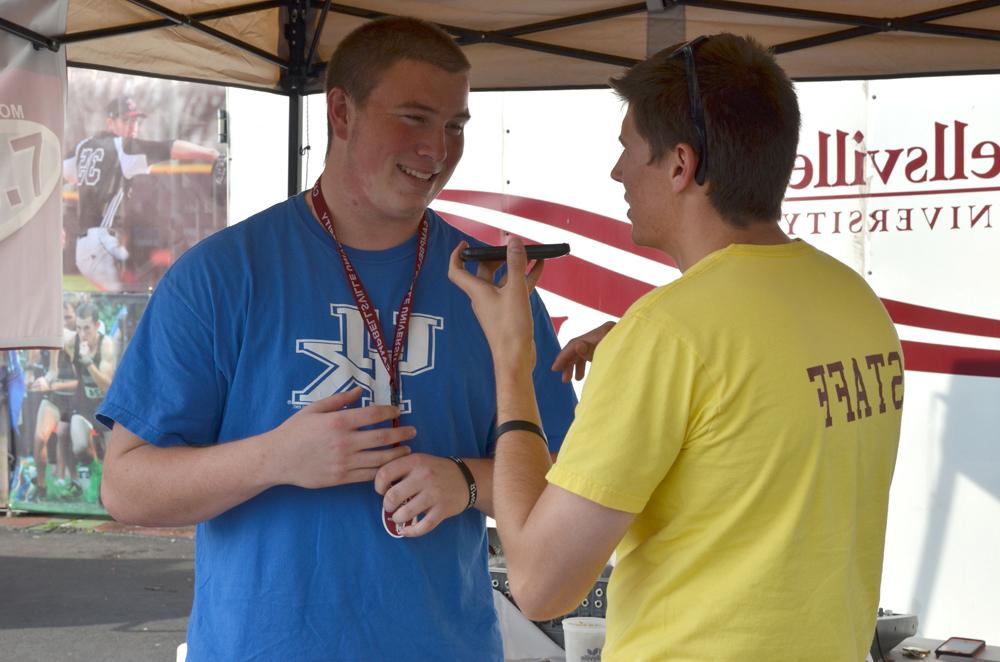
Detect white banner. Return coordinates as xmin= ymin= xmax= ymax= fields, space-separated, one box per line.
xmin=0 ymin=0 xmax=66 ymax=348
xmin=442 ymin=80 xmax=1000 ymax=642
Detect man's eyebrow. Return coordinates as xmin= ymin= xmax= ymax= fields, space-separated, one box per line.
xmin=397 ymin=101 xmax=471 ymax=120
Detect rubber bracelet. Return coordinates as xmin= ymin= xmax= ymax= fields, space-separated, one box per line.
xmin=449 ymin=456 xmax=477 ymax=511
xmin=494 ymin=419 xmax=547 ymax=443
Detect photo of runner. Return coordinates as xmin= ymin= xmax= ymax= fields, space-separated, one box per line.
xmin=9 ymin=293 xmax=146 ymax=513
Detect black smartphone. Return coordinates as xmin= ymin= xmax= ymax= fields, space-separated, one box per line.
xmin=935 ymin=637 xmax=986 ymax=657
xmin=460 ymin=243 xmax=570 ymax=262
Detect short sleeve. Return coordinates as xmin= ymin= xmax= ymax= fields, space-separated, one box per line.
xmin=96 ymin=272 xmax=228 ymax=448
xmin=118 ymin=138 xmax=172 ymax=178
xmin=129 ymin=137 xmax=173 ymax=164
xmin=546 ymin=313 xmax=712 ymax=513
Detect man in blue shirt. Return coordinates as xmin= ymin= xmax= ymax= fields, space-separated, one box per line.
xmin=98 ymin=17 xmax=576 ymax=662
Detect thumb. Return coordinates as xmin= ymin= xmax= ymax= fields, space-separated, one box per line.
xmin=505 ymin=235 xmax=528 ymax=283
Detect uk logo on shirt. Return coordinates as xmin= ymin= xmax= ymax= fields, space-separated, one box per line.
xmin=290 ymin=304 xmax=443 ymax=412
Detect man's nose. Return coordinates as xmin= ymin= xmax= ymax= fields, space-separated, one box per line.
xmin=610 ymin=156 xmax=624 ymax=182
xmin=417 ymin=126 xmax=448 ymax=162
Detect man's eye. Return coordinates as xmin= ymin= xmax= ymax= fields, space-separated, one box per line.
xmin=403 ymin=115 xmax=426 ymax=124
xmin=446 ymin=124 xmax=465 ymax=135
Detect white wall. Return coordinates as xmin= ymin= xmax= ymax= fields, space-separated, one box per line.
xmin=226 ymin=87 xmax=290 ymax=225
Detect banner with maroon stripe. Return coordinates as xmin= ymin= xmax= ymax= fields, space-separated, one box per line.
xmin=441 ymin=83 xmax=1000 ymax=643
xmin=0 ymin=0 xmax=65 ymax=349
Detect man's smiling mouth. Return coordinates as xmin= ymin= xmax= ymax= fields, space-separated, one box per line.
xmin=398 ymin=164 xmax=435 ymax=181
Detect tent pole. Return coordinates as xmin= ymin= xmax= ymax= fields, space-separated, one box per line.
xmin=288 ymin=92 xmax=304 ymax=196
xmin=0 ymin=17 xmax=60 ymax=51
xmin=284 ymin=0 xmax=309 ymax=196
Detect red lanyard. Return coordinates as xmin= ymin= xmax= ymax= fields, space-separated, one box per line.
xmin=310 ymin=180 xmax=428 ymax=411
xmin=310 ymin=180 xmax=427 ymax=538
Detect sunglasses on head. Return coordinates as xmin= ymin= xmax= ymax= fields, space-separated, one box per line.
xmin=665 ymin=35 xmax=710 ymax=185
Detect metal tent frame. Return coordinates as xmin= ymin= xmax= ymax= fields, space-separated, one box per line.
xmin=4 ymin=0 xmax=1000 ymax=195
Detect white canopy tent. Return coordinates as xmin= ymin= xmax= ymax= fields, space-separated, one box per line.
xmin=3 ymin=0 xmax=1000 ymax=647
xmin=4 ymin=0 xmax=1000 ymax=193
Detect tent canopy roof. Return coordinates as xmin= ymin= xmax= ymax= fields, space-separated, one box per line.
xmin=6 ymin=1 xmax=1000 ymax=93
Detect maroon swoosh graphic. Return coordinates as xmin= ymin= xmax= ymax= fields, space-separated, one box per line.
xmin=437 ymin=189 xmax=677 ymax=268
xmin=901 ymin=341 xmax=1000 ymax=378
xmin=439 ymin=211 xmax=653 ymax=318
xmin=438 ymin=191 xmax=1000 ymax=378
xmin=882 ymin=299 xmax=1000 ymax=339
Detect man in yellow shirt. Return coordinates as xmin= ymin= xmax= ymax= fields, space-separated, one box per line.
xmin=449 ymin=33 xmax=902 ymax=662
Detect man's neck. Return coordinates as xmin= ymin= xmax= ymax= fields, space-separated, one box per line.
xmin=667 ymin=203 xmax=791 ymax=273
xmin=304 ymin=171 xmax=423 ymax=251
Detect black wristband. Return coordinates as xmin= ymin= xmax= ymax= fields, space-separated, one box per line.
xmin=448 ymin=456 xmax=477 ymax=511
xmin=494 ymin=419 xmax=547 ymax=443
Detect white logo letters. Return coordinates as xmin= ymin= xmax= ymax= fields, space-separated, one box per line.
xmin=291 ymin=305 xmax=443 ymax=412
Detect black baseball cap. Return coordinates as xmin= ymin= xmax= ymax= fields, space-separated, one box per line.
xmin=106 ymin=95 xmax=146 ymax=119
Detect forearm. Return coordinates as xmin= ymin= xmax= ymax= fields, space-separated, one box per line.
xmin=170 ymin=140 xmax=219 ymax=162
xmin=49 ymin=378 xmax=79 ymax=391
xmin=102 ymin=426 xmax=281 ymax=527
xmin=88 ymin=361 xmax=114 ymax=391
xmin=492 ymin=364 xmax=552 ymax=570
xmin=463 ymin=457 xmax=495 ymax=517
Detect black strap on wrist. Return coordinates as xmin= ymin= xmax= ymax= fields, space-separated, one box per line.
xmin=494 ymin=419 xmax=547 ymax=443
xmin=449 ymin=456 xmax=477 ymax=511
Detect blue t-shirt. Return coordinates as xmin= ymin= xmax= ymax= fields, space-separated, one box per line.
xmin=98 ymin=194 xmax=577 ymax=662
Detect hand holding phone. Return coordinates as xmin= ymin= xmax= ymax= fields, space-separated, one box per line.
xmin=460 ymin=242 xmax=570 ymax=262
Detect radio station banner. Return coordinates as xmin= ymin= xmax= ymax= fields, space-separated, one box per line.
xmin=0 ymin=0 xmax=66 ymax=350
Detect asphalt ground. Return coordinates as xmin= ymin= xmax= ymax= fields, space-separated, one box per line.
xmin=0 ymin=516 xmax=195 ymax=662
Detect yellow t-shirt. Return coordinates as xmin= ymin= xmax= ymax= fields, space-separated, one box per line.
xmin=547 ymin=240 xmax=902 ymax=662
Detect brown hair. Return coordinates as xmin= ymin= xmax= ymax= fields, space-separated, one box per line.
xmin=324 ymin=17 xmax=469 ymax=147
xmin=610 ymin=33 xmax=800 ymax=226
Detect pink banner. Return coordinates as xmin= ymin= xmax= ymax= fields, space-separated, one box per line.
xmin=0 ymin=0 xmax=66 ymax=349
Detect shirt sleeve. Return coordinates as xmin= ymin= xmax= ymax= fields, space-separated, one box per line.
xmin=545 ymin=312 xmax=713 ymax=513
xmin=96 ymin=265 xmax=229 ymax=448
xmin=119 ymin=137 xmax=173 ymax=178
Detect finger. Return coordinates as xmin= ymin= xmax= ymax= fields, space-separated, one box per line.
xmin=338 ymin=468 xmax=379 ymax=484
xmin=525 ymin=258 xmax=545 ymax=292
xmin=308 ymin=387 xmax=362 ymax=413
xmin=504 ymin=235 xmax=528 ymax=285
xmin=475 ymin=259 xmax=504 ymax=282
xmin=400 ymin=508 xmax=442 ymax=538
xmin=337 ymin=403 xmax=403 ymax=429
xmin=574 ymin=360 xmax=586 ymax=381
xmin=373 ymin=453 xmax=415 ymax=494
xmin=385 ymin=483 xmax=427 ymax=518
xmin=448 ymin=243 xmax=494 ymax=296
xmin=562 ymin=366 xmax=573 ymax=383
xmin=391 ymin=492 xmax=433 ymax=525
xmin=551 ymin=339 xmax=585 ymax=372
xmin=351 ymin=425 xmax=417 ymax=451
xmin=355 ymin=445 xmax=412 ymax=478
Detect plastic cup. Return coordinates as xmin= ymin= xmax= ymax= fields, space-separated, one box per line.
xmin=561 ymin=616 xmax=606 ymax=662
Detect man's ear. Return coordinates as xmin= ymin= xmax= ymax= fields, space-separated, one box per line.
xmin=327 ymin=87 xmax=353 ymax=142
xmin=668 ymin=142 xmax=700 ymax=192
